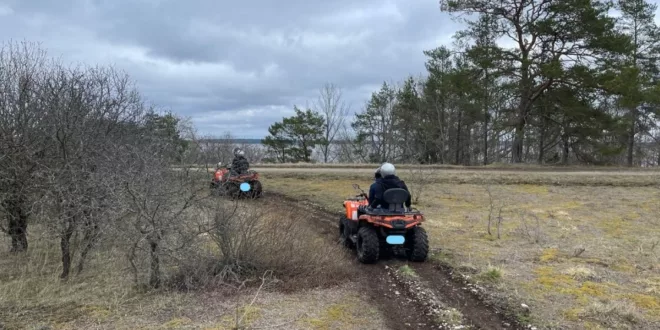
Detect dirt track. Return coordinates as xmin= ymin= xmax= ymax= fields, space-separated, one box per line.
xmin=264 ymin=193 xmax=526 ymax=330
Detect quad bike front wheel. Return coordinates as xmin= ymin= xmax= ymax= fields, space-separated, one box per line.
xmin=356 ymin=226 xmax=379 ymax=264
xmin=249 ymin=181 xmax=263 ymax=199
xmin=405 ymin=226 xmax=429 ymax=262
xmin=224 ymin=182 xmax=240 ymax=199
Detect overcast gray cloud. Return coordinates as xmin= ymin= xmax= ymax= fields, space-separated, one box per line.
xmin=0 ymin=0 xmax=459 ymax=137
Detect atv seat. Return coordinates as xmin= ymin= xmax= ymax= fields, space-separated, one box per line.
xmin=383 ymin=188 xmax=409 ymax=213
xmin=358 ymin=188 xmax=411 ymax=215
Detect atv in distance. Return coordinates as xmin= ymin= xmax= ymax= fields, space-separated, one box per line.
xmin=210 ymin=163 xmax=263 ymax=199
xmin=339 ymin=184 xmax=428 ymax=264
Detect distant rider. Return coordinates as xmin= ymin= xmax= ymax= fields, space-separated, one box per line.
xmin=230 ymin=147 xmax=250 ymax=176
xmin=369 ymin=162 xmax=411 ymax=209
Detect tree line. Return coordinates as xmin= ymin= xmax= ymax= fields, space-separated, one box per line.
xmin=262 ymin=0 xmax=660 ymax=166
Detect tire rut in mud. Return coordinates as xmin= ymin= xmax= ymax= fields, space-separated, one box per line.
xmin=265 ymin=193 xmax=527 ymax=330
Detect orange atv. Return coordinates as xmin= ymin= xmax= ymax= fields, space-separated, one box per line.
xmin=339 ymin=184 xmax=428 ymax=264
xmin=210 ymin=163 xmax=263 ymax=199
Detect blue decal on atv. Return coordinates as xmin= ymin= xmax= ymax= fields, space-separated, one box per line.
xmin=386 ymin=235 xmax=405 ymax=245
xmin=239 ymin=182 xmax=251 ymax=192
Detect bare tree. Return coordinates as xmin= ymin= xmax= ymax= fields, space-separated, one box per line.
xmin=120 ymin=145 xmax=207 ymax=288
xmin=198 ymin=132 xmax=236 ymax=166
xmin=0 ymin=40 xmax=51 ymax=252
xmin=313 ymin=83 xmax=350 ymax=163
xmin=37 ymin=63 xmax=149 ymax=279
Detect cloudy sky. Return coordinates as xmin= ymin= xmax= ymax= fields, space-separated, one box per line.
xmin=2 ymin=1 xmax=659 ymax=138
xmin=0 ymin=0 xmax=459 ymax=137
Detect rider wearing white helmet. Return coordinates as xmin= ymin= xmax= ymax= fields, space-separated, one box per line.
xmin=369 ymin=162 xmax=411 ymax=209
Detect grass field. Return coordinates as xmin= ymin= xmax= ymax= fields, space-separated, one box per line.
xmin=261 ymin=168 xmax=660 ymax=330
xmin=3 ymin=166 xmax=659 ymax=329
xmin=0 ymin=201 xmax=386 ymax=330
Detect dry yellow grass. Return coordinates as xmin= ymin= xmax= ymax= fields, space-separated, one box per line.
xmin=262 ymin=169 xmax=660 ymax=329
xmin=0 ymin=205 xmax=384 ymax=330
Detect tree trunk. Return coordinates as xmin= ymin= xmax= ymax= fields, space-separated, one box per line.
xmin=514 ymin=55 xmax=532 ymax=164
xmin=538 ymin=121 xmax=545 ymax=164
xmin=627 ymin=110 xmax=636 ymax=167
xmin=512 ymin=121 xmax=525 ymax=163
xmin=455 ymin=112 xmax=462 ymax=165
xmin=76 ymin=218 xmax=99 ymax=274
xmin=60 ymin=219 xmax=75 ymax=279
xmin=5 ymin=194 xmax=29 ymax=252
xmin=524 ymin=136 xmax=531 ymax=161
xmin=483 ymin=71 xmax=490 ymax=166
xmin=149 ymin=238 xmax=161 ymax=288
xmin=463 ymin=126 xmax=472 ymax=166
xmin=483 ymin=117 xmax=489 ymax=165
xmin=561 ymin=134 xmax=570 ymax=165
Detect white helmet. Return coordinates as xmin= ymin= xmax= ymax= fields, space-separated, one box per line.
xmin=379 ymin=162 xmax=395 ymax=176
xmin=216 ymin=162 xmax=222 ymax=169
xmin=237 ymin=149 xmax=245 ymax=157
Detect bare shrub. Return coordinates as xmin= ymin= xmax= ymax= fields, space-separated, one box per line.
xmin=0 ymin=40 xmax=51 ymax=253
xmin=0 ymin=39 xmax=209 ymax=285
xmin=198 ymin=132 xmax=238 ymax=166
xmin=114 ymin=140 xmax=209 ymax=288
xmin=515 ymin=212 xmax=545 ymax=244
xmin=407 ymin=164 xmax=433 ymax=204
xmin=485 ymin=185 xmax=505 ymax=238
xmin=174 ymin=200 xmax=352 ymax=291
xmin=36 ymin=64 xmax=153 ymax=280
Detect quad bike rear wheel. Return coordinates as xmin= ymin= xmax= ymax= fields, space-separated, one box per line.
xmin=338 ymin=216 xmax=354 ymax=248
xmin=356 ymin=226 xmax=379 ymax=264
xmin=405 ymin=226 xmax=429 ymax=262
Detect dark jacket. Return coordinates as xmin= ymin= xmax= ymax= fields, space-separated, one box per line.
xmin=368 ymin=178 xmax=381 ymax=205
xmin=369 ymin=174 xmax=411 ymax=209
xmin=230 ymin=156 xmax=250 ymax=176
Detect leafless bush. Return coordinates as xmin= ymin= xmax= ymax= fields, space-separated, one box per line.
xmin=407 ymin=164 xmax=433 ymax=204
xmin=0 ymin=40 xmax=51 ymax=252
xmin=224 ymin=271 xmax=276 ymax=329
xmin=103 ymin=117 xmax=211 ymax=288
xmin=515 ymin=212 xmax=545 ymax=244
xmin=198 ymin=132 xmax=237 ymax=166
xmin=240 ymin=144 xmax=267 ymax=164
xmin=172 ymin=200 xmax=352 ymax=291
xmin=34 ymin=63 xmax=154 ymax=279
xmin=0 ymin=40 xmax=206 ymax=287
xmin=485 ymin=185 xmax=505 ymax=238
xmin=196 ymin=132 xmax=266 ymax=168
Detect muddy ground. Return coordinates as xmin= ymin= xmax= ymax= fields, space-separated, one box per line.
xmin=263 ymin=193 xmax=528 ymax=330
